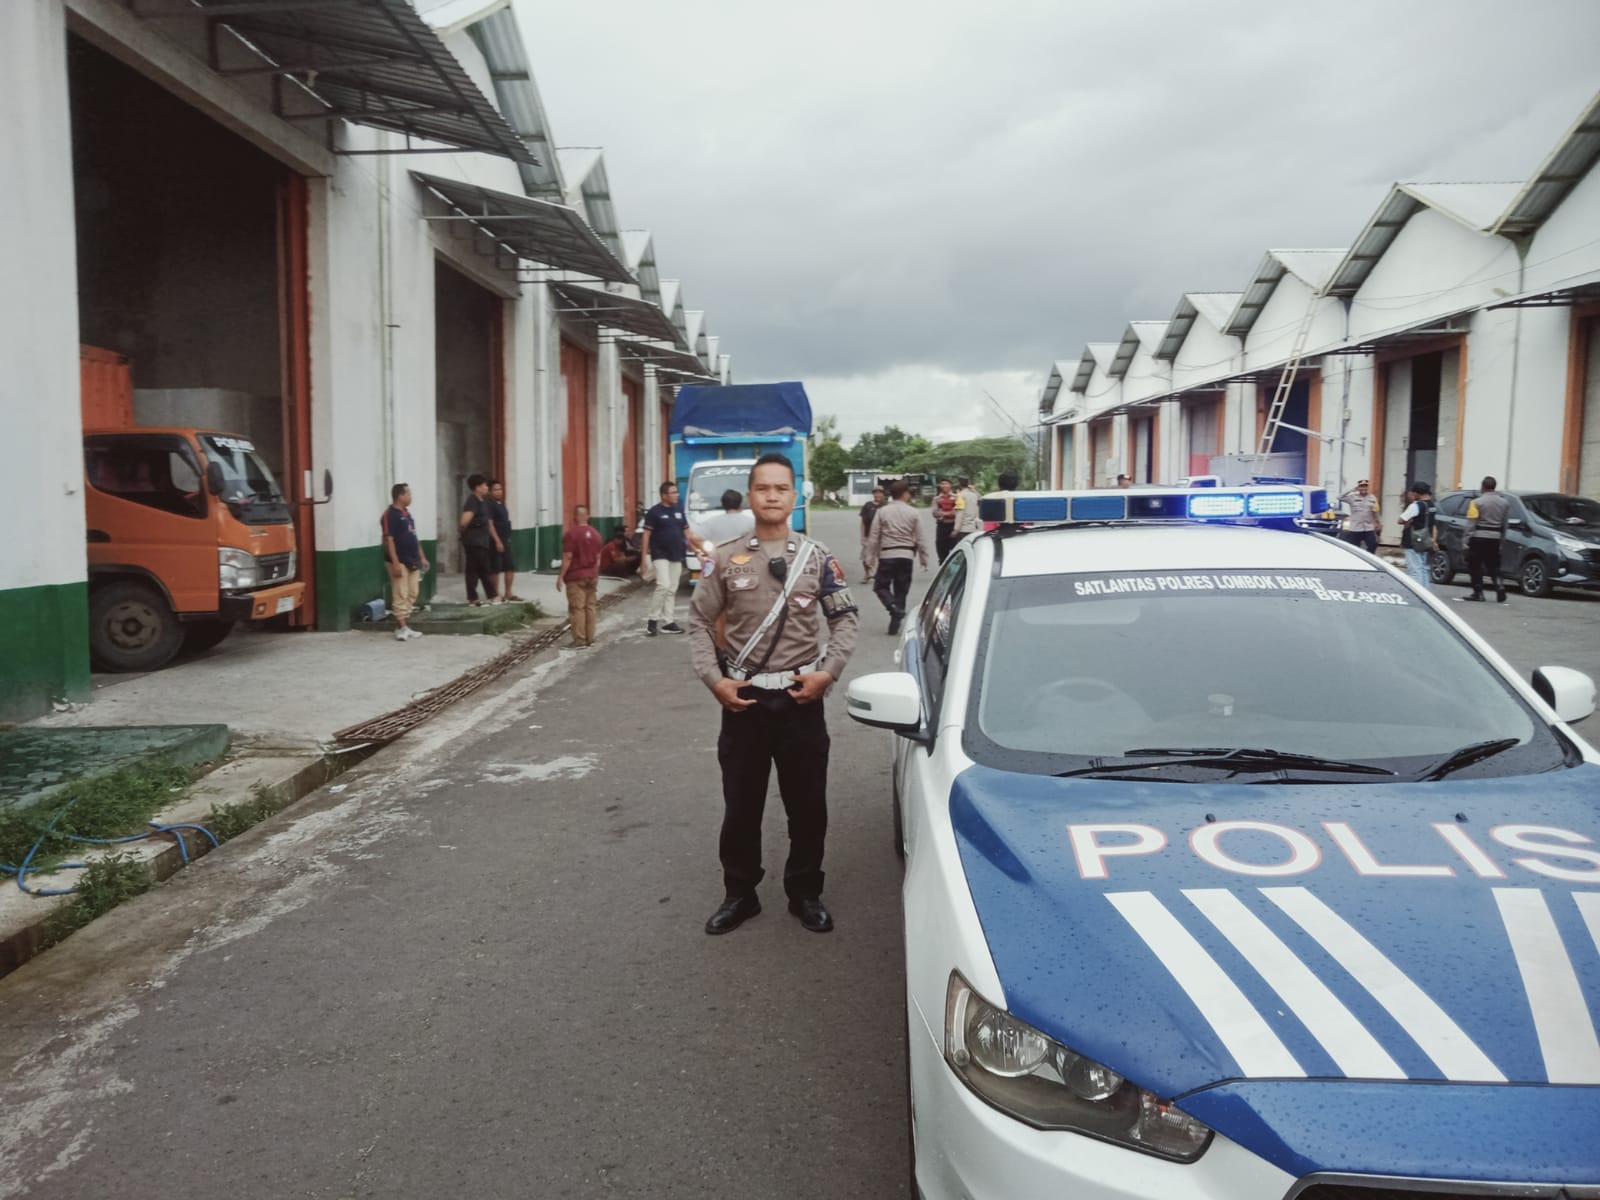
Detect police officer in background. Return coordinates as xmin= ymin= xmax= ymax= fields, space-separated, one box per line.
xmin=688 ymin=453 xmax=860 ymax=936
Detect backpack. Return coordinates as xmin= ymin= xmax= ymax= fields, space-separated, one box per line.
xmin=1404 ymin=500 xmax=1433 ymax=551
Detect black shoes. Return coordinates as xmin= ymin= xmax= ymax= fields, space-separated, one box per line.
xmin=1459 ymin=594 xmax=1485 ymax=602
xmin=788 ymin=896 xmax=834 ymax=933
xmin=1497 ymin=592 xmax=1508 ymax=603
xmin=887 ymin=613 xmax=903 ymax=635
xmin=660 ymin=621 xmax=686 ymax=634
xmin=705 ymin=894 xmax=761 ymax=935
xmin=646 ymin=620 xmax=659 ymax=636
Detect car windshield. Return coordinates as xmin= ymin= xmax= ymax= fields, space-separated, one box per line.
xmin=201 ymin=434 xmax=291 ymax=524
xmin=1524 ymin=494 xmax=1600 ymax=528
xmin=967 ymin=566 xmax=1564 ymax=780
xmin=686 ymin=464 xmax=752 ymax=511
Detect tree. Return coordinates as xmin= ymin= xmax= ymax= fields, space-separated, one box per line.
xmin=810 ymin=432 xmax=848 ymax=495
xmin=899 ymin=436 xmax=1032 ymax=485
xmin=848 ymin=425 xmax=917 ymax=471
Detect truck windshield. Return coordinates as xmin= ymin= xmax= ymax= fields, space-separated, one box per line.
xmin=201 ymin=434 xmax=292 ymax=525
xmin=686 ymin=464 xmax=753 ymax=511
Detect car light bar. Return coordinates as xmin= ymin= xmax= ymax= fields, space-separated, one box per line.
xmin=979 ymin=486 xmax=1323 ymax=526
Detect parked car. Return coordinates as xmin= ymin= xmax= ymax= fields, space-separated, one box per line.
xmin=1430 ymin=489 xmax=1600 ymax=597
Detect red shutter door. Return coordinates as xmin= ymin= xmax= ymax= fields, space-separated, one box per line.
xmin=560 ymin=340 xmax=591 ymax=523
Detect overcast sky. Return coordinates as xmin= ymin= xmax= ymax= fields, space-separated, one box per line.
xmin=516 ymin=0 xmax=1600 ymax=446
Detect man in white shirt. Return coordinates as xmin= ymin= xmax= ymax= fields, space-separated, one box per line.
xmin=697 ymin=488 xmax=756 ymax=547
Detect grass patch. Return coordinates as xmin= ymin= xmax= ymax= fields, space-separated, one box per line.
xmin=47 ymin=855 xmax=153 ymax=938
xmin=205 ymin=783 xmax=281 ymax=843
xmin=0 ymin=759 xmax=196 ymax=873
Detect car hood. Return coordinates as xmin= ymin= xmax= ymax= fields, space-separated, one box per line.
xmin=1181 ymin=1079 xmax=1600 ymax=1183
xmin=949 ymin=763 xmax=1600 ymax=1108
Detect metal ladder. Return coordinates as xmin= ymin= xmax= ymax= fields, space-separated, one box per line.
xmin=1256 ymin=303 xmax=1319 ymax=458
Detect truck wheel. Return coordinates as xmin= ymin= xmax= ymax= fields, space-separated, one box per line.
xmin=1428 ymin=549 xmax=1455 ymax=586
xmin=181 ymin=619 xmax=234 ymax=655
xmin=1520 ymin=556 xmax=1553 ymax=598
xmin=89 ymin=580 xmax=184 ymax=672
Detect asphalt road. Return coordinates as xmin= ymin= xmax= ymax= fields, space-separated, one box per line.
xmin=1 ymin=509 xmax=1594 ymax=1200
xmin=0 ymin=508 xmax=924 ymax=1200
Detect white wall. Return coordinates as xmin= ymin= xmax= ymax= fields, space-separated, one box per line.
xmin=1522 ymin=160 xmax=1600 ymax=293
xmin=1119 ymin=343 xmax=1172 ymax=404
xmin=1348 ymin=209 xmax=1521 ymax=341
xmin=0 ymin=0 xmax=84 ymax=596
xmin=1244 ymin=276 xmax=1345 ymax=366
xmin=1171 ymin=317 xmax=1241 ymax=393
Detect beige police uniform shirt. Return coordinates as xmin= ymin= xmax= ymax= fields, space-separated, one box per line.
xmin=687 ymin=533 xmax=860 ymax=691
xmin=864 ymin=499 xmax=932 ymax=567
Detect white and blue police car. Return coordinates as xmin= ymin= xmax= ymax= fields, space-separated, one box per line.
xmin=845 ymin=485 xmax=1600 ymax=1200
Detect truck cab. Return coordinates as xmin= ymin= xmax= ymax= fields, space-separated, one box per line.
xmin=83 ymin=427 xmax=306 ymax=671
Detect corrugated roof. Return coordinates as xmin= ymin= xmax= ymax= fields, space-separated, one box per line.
xmin=1108 ymin=321 xmax=1168 ymax=377
xmin=191 ymin=0 xmax=534 ymax=163
xmin=416 ymin=0 xmax=507 ymax=34
xmin=1222 ymin=250 xmax=1345 ymax=337
xmin=463 ymin=6 xmax=563 ymax=196
xmin=1039 ymin=360 xmax=1071 ymax=415
xmin=1070 ymin=342 xmax=1120 ymax=396
xmin=1323 ymin=183 xmax=1513 ymax=298
xmin=411 ymin=171 xmax=632 ymax=283
xmin=616 ymin=337 xmax=715 ymax=380
xmin=1156 ymin=293 xmax=1242 ymax=360
xmin=1495 ymin=89 xmax=1600 ymax=237
xmin=620 ymin=231 xmax=661 ymax=306
xmin=558 ymin=148 xmax=621 ymax=260
xmin=659 ymin=280 xmax=688 ymax=345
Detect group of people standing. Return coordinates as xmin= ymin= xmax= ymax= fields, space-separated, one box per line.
xmin=380 ymin=475 xmax=525 ymax=642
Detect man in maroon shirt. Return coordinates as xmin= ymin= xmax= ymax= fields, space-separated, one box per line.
xmin=556 ymin=504 xmax=603 ymax=647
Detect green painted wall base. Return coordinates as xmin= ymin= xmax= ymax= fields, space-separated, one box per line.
xmin=315 ymin=539 xmax=439 ymax=631
xmin=510 ymin=525 xmax=565 ymax=574
xmin=0 ymin=582 xmax=91 ymax=723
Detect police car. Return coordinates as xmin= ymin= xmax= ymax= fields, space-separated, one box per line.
xmin=844 ymin=486 xmax=1600 ymax=1200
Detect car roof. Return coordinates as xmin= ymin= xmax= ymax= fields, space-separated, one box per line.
xmin=994 ymin=523 xmax=1378 ymax=578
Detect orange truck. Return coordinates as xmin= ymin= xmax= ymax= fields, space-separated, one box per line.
xmin=80 ymin=347 xmax=308 ymax=672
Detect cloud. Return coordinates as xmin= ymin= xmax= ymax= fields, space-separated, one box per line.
xmin=515 ymin=0 xmax=1600 ymax=436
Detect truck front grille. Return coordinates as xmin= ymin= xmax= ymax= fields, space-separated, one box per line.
xmin=257 ymin=552 xmax=293 ymax=583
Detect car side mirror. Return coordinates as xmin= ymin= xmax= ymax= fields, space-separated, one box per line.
xmin=1532 ymin=666 xmax=1596 ymax=723
xmin=846 ymin=672 xmax=927 ymax=740
xmin=205 ymin=461 xmax=225 ymax=496
xmin=322 ymin=468 xmax=334 ymax=500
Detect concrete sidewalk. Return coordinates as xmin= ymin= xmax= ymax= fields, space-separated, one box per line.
xmin=31 ymin=572 xmax=643 ymax=747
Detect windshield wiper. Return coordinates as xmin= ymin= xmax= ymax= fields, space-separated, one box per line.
xmin=1418 ymin=738 xmax=1520 ymax=781
xmin=1056 ymin=746 xmax=1394 ymax=779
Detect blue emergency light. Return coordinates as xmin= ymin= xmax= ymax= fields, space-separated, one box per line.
xmin=978 ymin=486 xmax=1321 ymax=527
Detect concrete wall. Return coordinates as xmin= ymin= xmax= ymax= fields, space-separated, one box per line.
xmin=0 ymin=0 xmax=91 ymax=718
xmin=1523 ymin=159 xmax=1600 ymax=294
xmin=1244 ymin=276 xmax=1345 ymax=366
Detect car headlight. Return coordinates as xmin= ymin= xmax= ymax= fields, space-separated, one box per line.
xmin=1554 ymin=533 xmax=1589 ymax=556
xmin=944 ymin=972 xmax=1212 ymax=1162
xmin=219 ymin=547 xmax=260 ymax=590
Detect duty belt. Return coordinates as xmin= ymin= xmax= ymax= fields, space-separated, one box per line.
xmin=728 ymin=660 xmax=819 ymax=691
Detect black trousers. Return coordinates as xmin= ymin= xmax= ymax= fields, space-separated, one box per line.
xmin=718 ymin=692 xmax=830 ymax=900
xmin=463 ymin=543 xmax=499 ymax=602
xmin=1468 ymin=535 xmax=1505 ymax=598
xmin=873 ymin=558 xmax=914 ymax=618
xmin=935 ymin=524 xmax=956 ymax=563
xmin=1341 ymin=529 xmax=1378 ymax=553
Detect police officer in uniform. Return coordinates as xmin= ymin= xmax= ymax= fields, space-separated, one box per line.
xmin=688 ymin=453 xmax=860 ymax=935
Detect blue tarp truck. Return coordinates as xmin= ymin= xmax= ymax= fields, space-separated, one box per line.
xmin=669 ymin=382 xmax=812 ymax=536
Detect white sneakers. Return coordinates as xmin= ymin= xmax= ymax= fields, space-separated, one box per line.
xmin=395 ymin=626 xmax=424 ymax=641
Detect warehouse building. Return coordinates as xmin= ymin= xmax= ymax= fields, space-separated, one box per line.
xmin=1 ymin=0 xmax=725 ymax=721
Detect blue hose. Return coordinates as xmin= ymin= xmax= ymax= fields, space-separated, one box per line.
xmin=6 ymin=802 xmax=221 ymax=896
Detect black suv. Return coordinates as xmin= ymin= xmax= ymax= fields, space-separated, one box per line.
xmin=1430 ymin=490 xmax=1600 ymax=597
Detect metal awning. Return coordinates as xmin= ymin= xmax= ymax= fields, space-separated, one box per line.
xmin=141 ymin=0 xmax=534 ymax=163
xmin=615 ymin=337 xmax=714 ymax=379
xmin=549 ymin=281 xmax=683 ymax=347
xmin=411 ymin=172 xmax=632 ymax=283
xmin=1486 ymin=269 xmax=1600 ymax=310
xmin=1321 ymin=311 xmax=1473 ymax=355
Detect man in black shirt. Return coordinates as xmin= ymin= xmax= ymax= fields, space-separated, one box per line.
xmin=858 ymin=485 xmax=885 ymax=582
xmin=641 ymin=480 xmax=692 ymax=636
xmin=459 ymin=474 xmax=502 ymax=606
xmin=488 ymin=480 xmax=521 ymax=602
xmin=382 ymin=483 xmax=429 ymax=641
